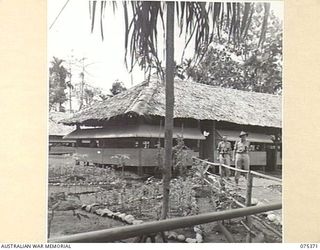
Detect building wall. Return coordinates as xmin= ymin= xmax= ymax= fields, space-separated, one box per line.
xmin=74 ymin=147 xmax=199 ymax=167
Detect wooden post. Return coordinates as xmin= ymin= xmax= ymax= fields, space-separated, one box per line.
xmin=138 ymin=148 xmax=143 ymax=176
xmin=245 ymin=171 xmax=253 ymax=206
xmin=273 ymin=144 xmax=278 ymax=171
xmin=161 ymin=1 xmax=174 ymax=220
xmin=212 ymin=121 xmax=216 ymax=172
xmin=196 ymin=120 xmax=201 ymax=156
xmin=245 ymin=171 xmax=253 ymax=243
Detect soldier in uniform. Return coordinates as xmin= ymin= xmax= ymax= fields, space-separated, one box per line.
xmin=217 ymin=135 xmax=232 ymax=178
xmin=233 ymin=131 xmax=250 ymax=185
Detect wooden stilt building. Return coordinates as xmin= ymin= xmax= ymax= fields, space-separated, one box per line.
xmin=61 ymin=78 xmax=282 ymax=174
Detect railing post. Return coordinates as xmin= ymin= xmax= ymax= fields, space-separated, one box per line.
xmin=245 ymin=171 xmax=253 ymax=243
xmin=245 ymin=171 xmax=253 ymax=206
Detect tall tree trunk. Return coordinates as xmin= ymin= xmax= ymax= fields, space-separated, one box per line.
xmin=70 ymin=91 xmax=72 ymax=111
xmin=59 ymin=102 xmax=63 ymax=112
xmin=79 ymin=77 xmax=84 ymax=111
xmin=79 ymin=61 xmax=85 ymax=111
xmin=161 ymin=1 xmax=174 ymax=220
xmin=69 ymin=70 xmax=73 ymax=112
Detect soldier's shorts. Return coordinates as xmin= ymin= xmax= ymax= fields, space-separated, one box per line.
xmin=235 ymin=153 xmax=250 ymax=183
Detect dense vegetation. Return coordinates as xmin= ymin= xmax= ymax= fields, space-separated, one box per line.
xmin=176 ymin=5 xmax=282 ymax=94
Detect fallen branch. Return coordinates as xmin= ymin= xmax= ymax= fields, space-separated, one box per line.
xmin=240 ymin=220 xmax=257 ymax=236
xmin=218 ymin=221 xmax=235 ymax=242
xmin=251 ymin=216 xmax=282 ymax=238
xmin=229 ymin=196 xmax=246 ymax=208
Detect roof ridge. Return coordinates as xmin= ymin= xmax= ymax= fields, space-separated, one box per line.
xmin=180 ymin=78 xmax=281 ymax=97
xmin=125 ymin=79 xmax=161 ymax=115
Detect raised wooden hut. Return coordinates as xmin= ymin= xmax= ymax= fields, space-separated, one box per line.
xmin=61 ymin=78 xmax=282 ymax=173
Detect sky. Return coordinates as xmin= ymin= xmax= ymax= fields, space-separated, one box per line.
xmin=48 ymin=0 xmax=283 ymax=93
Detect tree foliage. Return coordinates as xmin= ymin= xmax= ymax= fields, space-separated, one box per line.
xmin=74 ymin=82 xmax=109 ymax=108
xmin=49 ymin=56 xmax=112 ymax=112
xmin=110 ymin=80 xmax=127 ymax=96
xmin=172 ymin=136 xmax=189 ymax=179
xmin=49 ymin=57 xmax=69 ymax=111
xmin=177 ymin=5 xmax=282 ymax=94
xmin=90 ymin=1 xmax=271 ymax=78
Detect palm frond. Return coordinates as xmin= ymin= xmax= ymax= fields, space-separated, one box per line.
xmin=89 ymin=1 xmax=270 ymax=77
xmin=90 ymin=1 xmax=97 ymax=33
xmin=100 ymin=1 xmax=106 ymax=40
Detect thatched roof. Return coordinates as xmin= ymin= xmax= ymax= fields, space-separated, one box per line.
xmin=49 ymin=112 xmax=75 ymax=136
xmin=61 ymin=78 xmax=282 ymax=128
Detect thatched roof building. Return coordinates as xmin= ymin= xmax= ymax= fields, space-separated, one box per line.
xmin=61 ymin=78 xmax=281 ymax=128
xmin=60 ymin=79 xmax=282 ymax=171
xmin=49 ymin=112 xmax=75 ymax=136
xmin=49 ymin=112 xmax=76 ymax=155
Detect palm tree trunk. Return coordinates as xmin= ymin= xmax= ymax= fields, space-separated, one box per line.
xmin=59 ymin=102 xmax=63 ymax=112
xmin=79 ymin=78 xmax=84 ymax=111
xmin=69 ymin=86 xmax=72 ymax=112
xmin=161 ymin=1 xmax=174 ymax=220
xmin=69 ymin=72 xmax=73 ymax=112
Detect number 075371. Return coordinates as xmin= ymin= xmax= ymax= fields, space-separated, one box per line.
xmin=300 ymin=244 xmax=318 ymax=249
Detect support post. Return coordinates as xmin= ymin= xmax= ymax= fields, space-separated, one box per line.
xmin=197 ymin=120 xmax=201 ymax=153
xmin=245 ymin=171 xmax=253 ymax=207
xmin=273 ymin=144 xmax=278 ymax=171
xmin=245 ymin=171 xmax=253 ymax=243
xmin=138 ymin=148 xmax=143 ymax=176
xmin=212 ymin=121 xmax=216 ymax=172
xmin=161 ymin=1 xmax=175 ymax=220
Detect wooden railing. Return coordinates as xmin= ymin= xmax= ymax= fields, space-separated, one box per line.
xmin=49 ymin=202 xmax=281 ymax=243
xmin=192 ymin=157 xmax=282 ymax=242
xmin=192 ymin=157 xmax=282 ymax=182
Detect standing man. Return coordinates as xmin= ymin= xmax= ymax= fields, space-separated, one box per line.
xmin=233 ymin=131 xmax=250 ymax=185
xmin=217 ymin=135 xmax=232 ymax=178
